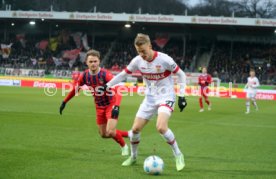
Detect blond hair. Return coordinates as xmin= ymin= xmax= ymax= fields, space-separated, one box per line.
xmin=134 ymin=33 xmax=151 ymax=46
xmin=86 ymin=49 xmax=100 ymax=61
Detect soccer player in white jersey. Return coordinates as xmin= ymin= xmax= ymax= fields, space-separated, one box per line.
xmin=244 ymin=69 xmax=260 ymax=114
xmin=100 ymin=33 xmax=187 ymax=171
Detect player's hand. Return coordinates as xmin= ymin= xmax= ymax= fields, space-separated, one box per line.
xmin=111 ymin=105 xmax=120 ymax=119
xmin=59 ymin=101 xmax=66 ymax=115
xmin=178 ymin=96 xmax=187 ymax=112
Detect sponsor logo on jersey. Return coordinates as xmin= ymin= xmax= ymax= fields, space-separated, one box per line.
xmin=142 ymin=71 xmax=170 ymax=80
xmin=143 ymin=73 xmax=165 ymax=80
xmin=155 ymin=65 xmax=161 ymax=73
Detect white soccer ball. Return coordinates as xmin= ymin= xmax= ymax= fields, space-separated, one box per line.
xmin=143 ymin=155 xmax=164 ymax=175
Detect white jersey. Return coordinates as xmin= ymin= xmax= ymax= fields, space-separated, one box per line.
xmin=246 ymin=77 xmax=260 ymax=93
xmin=125 ymin=51 xmax=180 ymax=98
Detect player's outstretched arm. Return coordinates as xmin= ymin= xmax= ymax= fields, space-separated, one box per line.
xmin=59 ymin=86 xmax=79 ymax=115
xmin=59 ymin=101 xmax=66 ymax=115
xmin=244 ymin=82 xmax=248 ymax=89
xmin=175 ymin=69 xmax=186 ymax=96
xmin=97 ymin=71 xmax=128 ymax=94
xmin=59 ymin=72 xmax=84 ymax=115
xmin=175 ymin=69 xmax=187 ymax=112
xmin=106 ymin=70 xmax=128 ymax=87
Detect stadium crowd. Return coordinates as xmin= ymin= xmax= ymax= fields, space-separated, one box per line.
xmin=209 ymin=42 xmax=276 ymax=84
xmin=0 ymin=32 xmax=275 ymax=84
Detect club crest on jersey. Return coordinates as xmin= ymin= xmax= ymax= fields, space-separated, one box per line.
xmin=155 ymin=65 xmax=161 ymax=73
xmin=98 ymin=77 xmax=104 ymax=85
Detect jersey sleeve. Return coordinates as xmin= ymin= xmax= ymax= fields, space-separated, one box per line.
xmin=207 ymin=75 xmax=212 ymax=84
xmin=175 ymin=69 xmax=187 ymax=97
xmin=105 ymin=70 xmax=114 ymax=82
xmin=125 ymin=57 xmax=139 ymax=74
xmin=105 ymin=70 xmax=122 ymax=106
xmin=198 ymin=76 xmax=201 ymax=85
xmin=163 ymin=55 xmax=180 ymax=73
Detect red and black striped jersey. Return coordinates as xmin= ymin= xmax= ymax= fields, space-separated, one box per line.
xmin=64 ymin=68 xmax=121 ymax=108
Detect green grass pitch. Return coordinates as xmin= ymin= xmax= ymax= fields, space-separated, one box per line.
xmin=0 ymin=86 xmax=276 ymax=178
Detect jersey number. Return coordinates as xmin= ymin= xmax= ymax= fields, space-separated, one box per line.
xmin=165 ymin=100 xmax=175 ymax=108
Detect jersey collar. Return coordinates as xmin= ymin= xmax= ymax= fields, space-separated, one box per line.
xmin=147 ymin=51 xmax=158 ymax=63
xmin=89 ymin=67 xmax=101 ymax=76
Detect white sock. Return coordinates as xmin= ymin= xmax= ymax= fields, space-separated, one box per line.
xmin=246 ymin=101 xmax=250 ymax=112
xmin=162 ymin=129 xmax=182 ymax=157
xmin=129 ymin=130 xmax=140 ymax=159
xmin=252 ymin=99 xmax=258 ymax=109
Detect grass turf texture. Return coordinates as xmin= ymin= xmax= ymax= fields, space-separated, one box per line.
xmin=0 ymin=86 xmax=275 ymax=178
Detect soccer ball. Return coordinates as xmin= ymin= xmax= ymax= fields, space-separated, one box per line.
xmin=143 ymin=155 xmax=164 ymax=175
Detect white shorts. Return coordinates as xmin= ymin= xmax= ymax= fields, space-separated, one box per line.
xmin=136 ymin=95 xmax=175 ymax=120
xmin=246 ymin=91 xmax=257 ymax=99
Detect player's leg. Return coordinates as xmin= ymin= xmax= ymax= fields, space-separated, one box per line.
xmin=199 ymin=96 xmax=204 ymax=112
xmin=251 ymin=95 xmax=258 ymax=111
xmin=203 ymin=96 xmax=211 ymax=111
xmin=122 ymin=98 xmax=154 ymax=166
xmin=156 ymin=110 xmax=182 ymax=157
xmin=105 ymin=105 xmax=129 ymax=156
xmin=97 ymin=124 xmax=109 ymax=138
xmin=116 ymin=130 xmax=129 ymax=138
xmin=122 ymin=117 xmax=149 ymax=166
xmin=203 ymin=87 xmax=211 ymax=110
xmin=245 ymin=93 xmax=251 ymax=114
xmin=106 ymin=118 xmax=129 ymax=156
xmin=156 ymin=106 xmax=185 ymax=171
xmin=199 ymin=87 xmax=204 ymax=112
xmin=96 ymin=108 xmax=109 ymax=138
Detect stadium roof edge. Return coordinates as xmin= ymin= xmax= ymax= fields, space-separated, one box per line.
xmin=0 ymin=10 xmax=276 ymax=28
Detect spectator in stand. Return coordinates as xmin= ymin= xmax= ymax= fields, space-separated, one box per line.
xmin=111 ymin=63 xmax=121 ymax=71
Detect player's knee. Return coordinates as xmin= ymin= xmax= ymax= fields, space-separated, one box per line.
xmin=99 ymin=133 xmax=108 ymax=138
xmin=156 ymin=124 xmax=167 ymax=134
xmin=132 ymin=127 xmax=141 ymax=134
xmin=98 ymin=130 xmax=108 ymax=138
xmin=106 ymin=129 xmax=116 ymax=137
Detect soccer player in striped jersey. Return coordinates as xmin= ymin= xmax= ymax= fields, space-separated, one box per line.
xmin=59 ymin=49 xmax=129 ymax=156
xmin=101 ymin=34 xmax=187 ymax=171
